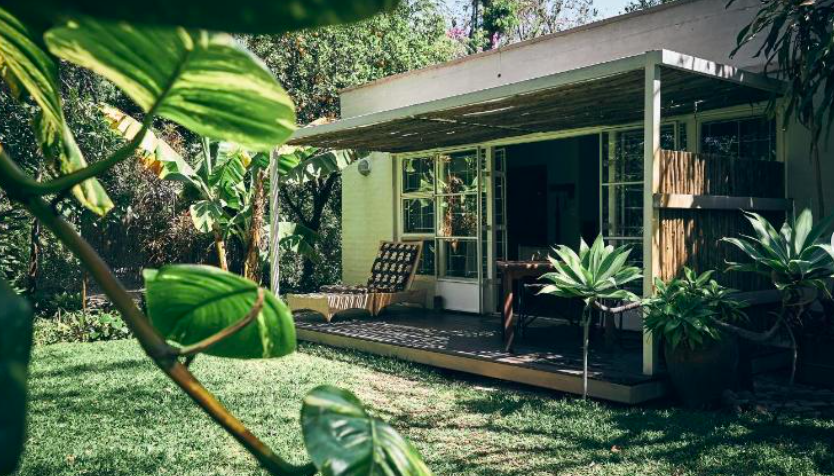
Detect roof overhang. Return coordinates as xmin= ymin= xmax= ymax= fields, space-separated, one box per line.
xmin=288 ymin=50 xmax=785 ymax=153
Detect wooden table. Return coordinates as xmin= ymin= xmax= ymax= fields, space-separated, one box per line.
xmin=496 ymin=260 xmax=556 ymax=352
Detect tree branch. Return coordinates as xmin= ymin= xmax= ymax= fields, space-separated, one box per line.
xmin=177 ymin=288 xmax=265 ymax=357
xmin=592 ymin=300 xmax=643 ymax=314
xmin=709 ymin=316 xmax=784 ymax=343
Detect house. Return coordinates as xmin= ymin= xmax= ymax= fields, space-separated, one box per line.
xmin=275 ymin=0 xmax=834 ymax=403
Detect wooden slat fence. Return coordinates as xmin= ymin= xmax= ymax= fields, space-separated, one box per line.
xmin=657 ymin=150 xmax=787 ymax=291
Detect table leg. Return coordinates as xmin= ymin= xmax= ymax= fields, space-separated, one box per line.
xmin=502 ymin=272 xmax=516 ymax=353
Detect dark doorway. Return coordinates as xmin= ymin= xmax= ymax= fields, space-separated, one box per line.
xmin=504 ymin=134 xmax=600 ymax=260
xmin=506 ymin=165 xmax=548 ymax=260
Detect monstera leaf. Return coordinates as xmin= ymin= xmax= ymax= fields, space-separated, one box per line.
xmin=302 ymin=386 xmax=432 ymax=476
xmin=3 ymin=0 xmax=399 ymax=34
xmin=0 ymin=7 xmax=112 ymax=214
xmin=144 ymin=265 xmax=295 ymax=359
xmin=0 ymin=279 xmax=33 ymax=475
xmin=45 ymin=19 xmax=296 ymax=151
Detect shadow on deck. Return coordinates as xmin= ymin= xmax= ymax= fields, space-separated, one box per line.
xmin=294 ymin=306 xmax=669 ymax=404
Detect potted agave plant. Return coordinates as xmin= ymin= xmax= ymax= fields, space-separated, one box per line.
xmin=722 ymin=209 xmax=834 ymax=385
xmin=644 ymin=268 xmax=748 ymax=407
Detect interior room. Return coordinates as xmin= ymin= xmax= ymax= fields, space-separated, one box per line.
xmin=504 ymin=134 xmax=601 ymax=260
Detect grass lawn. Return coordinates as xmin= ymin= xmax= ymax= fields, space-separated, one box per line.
xmin=19 ymin=339 xmax=834 ymax=476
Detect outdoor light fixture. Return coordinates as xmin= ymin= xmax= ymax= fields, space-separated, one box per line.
xmin=358 ymin=158 xmax=372 ymax=176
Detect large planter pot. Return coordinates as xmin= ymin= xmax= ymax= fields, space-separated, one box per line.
xmin=664 ymin=334 xmax=739 ymax=408
xmin=796 ymin=332 xmax=834 ymax=389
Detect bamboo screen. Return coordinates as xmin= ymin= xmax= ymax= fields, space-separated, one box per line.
xmin=657 ymin=150 xmax=786 ymax=291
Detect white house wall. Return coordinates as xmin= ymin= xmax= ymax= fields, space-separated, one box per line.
xmin=340 ymin=152 xmax=396 ymax=285
xmin=340 ymin=0 xmax=767 ymax=118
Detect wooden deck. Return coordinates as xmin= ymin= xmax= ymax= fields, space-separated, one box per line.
xmin=294 ymin=306 xmax=669 ymax=404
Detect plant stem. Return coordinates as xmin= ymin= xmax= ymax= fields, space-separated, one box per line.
xmin=15 ymin=194 xmax=315 ymax=476
xmin=582 ymin=306 xmax=590 ymax=400
xmin=177 ymin=288 xmax=264 ymax=357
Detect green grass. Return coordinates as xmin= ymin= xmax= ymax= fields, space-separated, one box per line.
xmin=19 ymin=339 xmax=834 ymax=476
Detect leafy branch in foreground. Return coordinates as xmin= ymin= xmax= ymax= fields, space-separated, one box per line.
xmin=0 ymin=2 xmax=434 ymax=475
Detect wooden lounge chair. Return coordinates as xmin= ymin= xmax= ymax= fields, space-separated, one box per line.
xmin=287 ymin=241 xmax=426 ymax=322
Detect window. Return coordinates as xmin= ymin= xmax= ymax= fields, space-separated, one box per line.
xmin=402 ymin=157 xmax=435 ymax=193
xmin=417 ymin=239 xmax=436 ymax=275
xmin=700 ymin=117 xmax=776 ymax=160
xmin=400 ymin=150 xmax=481 ymax=278
xmin=439 ymin=239 xmax=478 ymax=279
xmin=403 ymin=198 xmax=434 ymax=234
xmin=600 ymin=125 xmax=677 ymax=293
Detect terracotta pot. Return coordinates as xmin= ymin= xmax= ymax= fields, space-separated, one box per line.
xmin=664 ymin=334 xmax=739 ymax=408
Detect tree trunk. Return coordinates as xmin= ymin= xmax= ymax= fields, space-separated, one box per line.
xmin=25 ymin=166 xmax=42 ymax=295
xmin=212 ymin=226 xmax=228 ymax=271
xmin=810 ymin=116 xmax=826 ymax=217
xmin=244 ymin=168 xmax=266 ymax=283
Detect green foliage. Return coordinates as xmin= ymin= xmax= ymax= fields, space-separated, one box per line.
xmin=731 ymin=0 xmax=834 ymax=141
xmin=246 ymin=0 xmax=457 ymax=124
xmin=539 ymin=234 xmax=642 ymax=306
xmin=33 ymin=310 xmax=131 ymax=346
xmin=302 ymin=385 xmax=432 ymax=476
xmin=144 ymin=265 xmax=295 ymax=359
xmin=643 ymin=268 xmax=747 ymax=351
xmin=45 ymin=19 xmax=296 ymax=151
xmin=0 ymin=279 xmax=33 ymax=475
xmin=3 ymin=0 xmax=400 ymax=35
xmin=722 ymin=209 xmax=834 ymax=299
xmin=0 ymin=7 xmax=112 ymax=214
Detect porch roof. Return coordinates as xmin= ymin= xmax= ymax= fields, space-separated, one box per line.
xmin=287 ymin=50 xmax=785 ymax=153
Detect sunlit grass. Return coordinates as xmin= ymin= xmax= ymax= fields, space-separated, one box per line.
xmin=20 ymin=340 xmax=834 ymax=476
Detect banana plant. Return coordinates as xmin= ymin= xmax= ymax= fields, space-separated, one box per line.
xmin=104 ymin=109 xmax=361 ymax=282
xmin=722 ymin=209 xmax=834 ymax=383
xmin=538 ymin=235 xmax=642 ymax=399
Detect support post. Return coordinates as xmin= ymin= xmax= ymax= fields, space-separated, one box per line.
xmin=269 ymin=149 xmax=281 ymax=294
xmin=642 ymin=60 xmax=662 ymax=376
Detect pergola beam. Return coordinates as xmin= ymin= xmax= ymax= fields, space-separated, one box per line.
xmin=657 ymin=50 xmax=786 ymax=94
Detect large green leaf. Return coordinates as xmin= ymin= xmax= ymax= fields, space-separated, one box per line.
xmin=100 ymin=105 xmax=199 ymax=186
xmin=143 ymin=265 xmax=295 ymax=359
xmin=279 ymin=221 xmax=323 ymax=264
xmin=301 ymin=385 xmax=432 ymax=476
xmin=286 ymin=149 xmax=362 ymax=184
xmin=45 ymin=19 xmax=296 ymax=151
xmin=0 ymin=7 xmax=112 ymax=214
xmin=189 ymin=200 xmax=227 ymax=233
xmin=0 ymin=279 xmax=33 ymax=475
xmin=4 ymin=0 xmax=399 ymax=34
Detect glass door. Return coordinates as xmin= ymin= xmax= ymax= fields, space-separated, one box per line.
xmin=435 ymin=149 xmax=482 ymax=313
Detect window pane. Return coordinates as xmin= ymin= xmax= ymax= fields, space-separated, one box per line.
xmin=701 ymin=117 xmax=775 ymax=160
xmin=602 ymin=184 xmax=643 ymax=238
xmin=416 ymin=239 xmax=435 ymax=275
xmin=678 ymin=122 xmax=688 ymax=151
xmin=402 ymin=157 xmax=434 ymax=193
xmin=603 ymin=126 xmax=674 ymax=184
xmin=438 ymin=150 xmax=478 ymax=194
xmin=440 ymin=239 xmax=478 ymax=279
xmin=403 ymin=198 xmax=435 ymax=233
xmin=438 ymin=194 xmax=477 ymax=237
